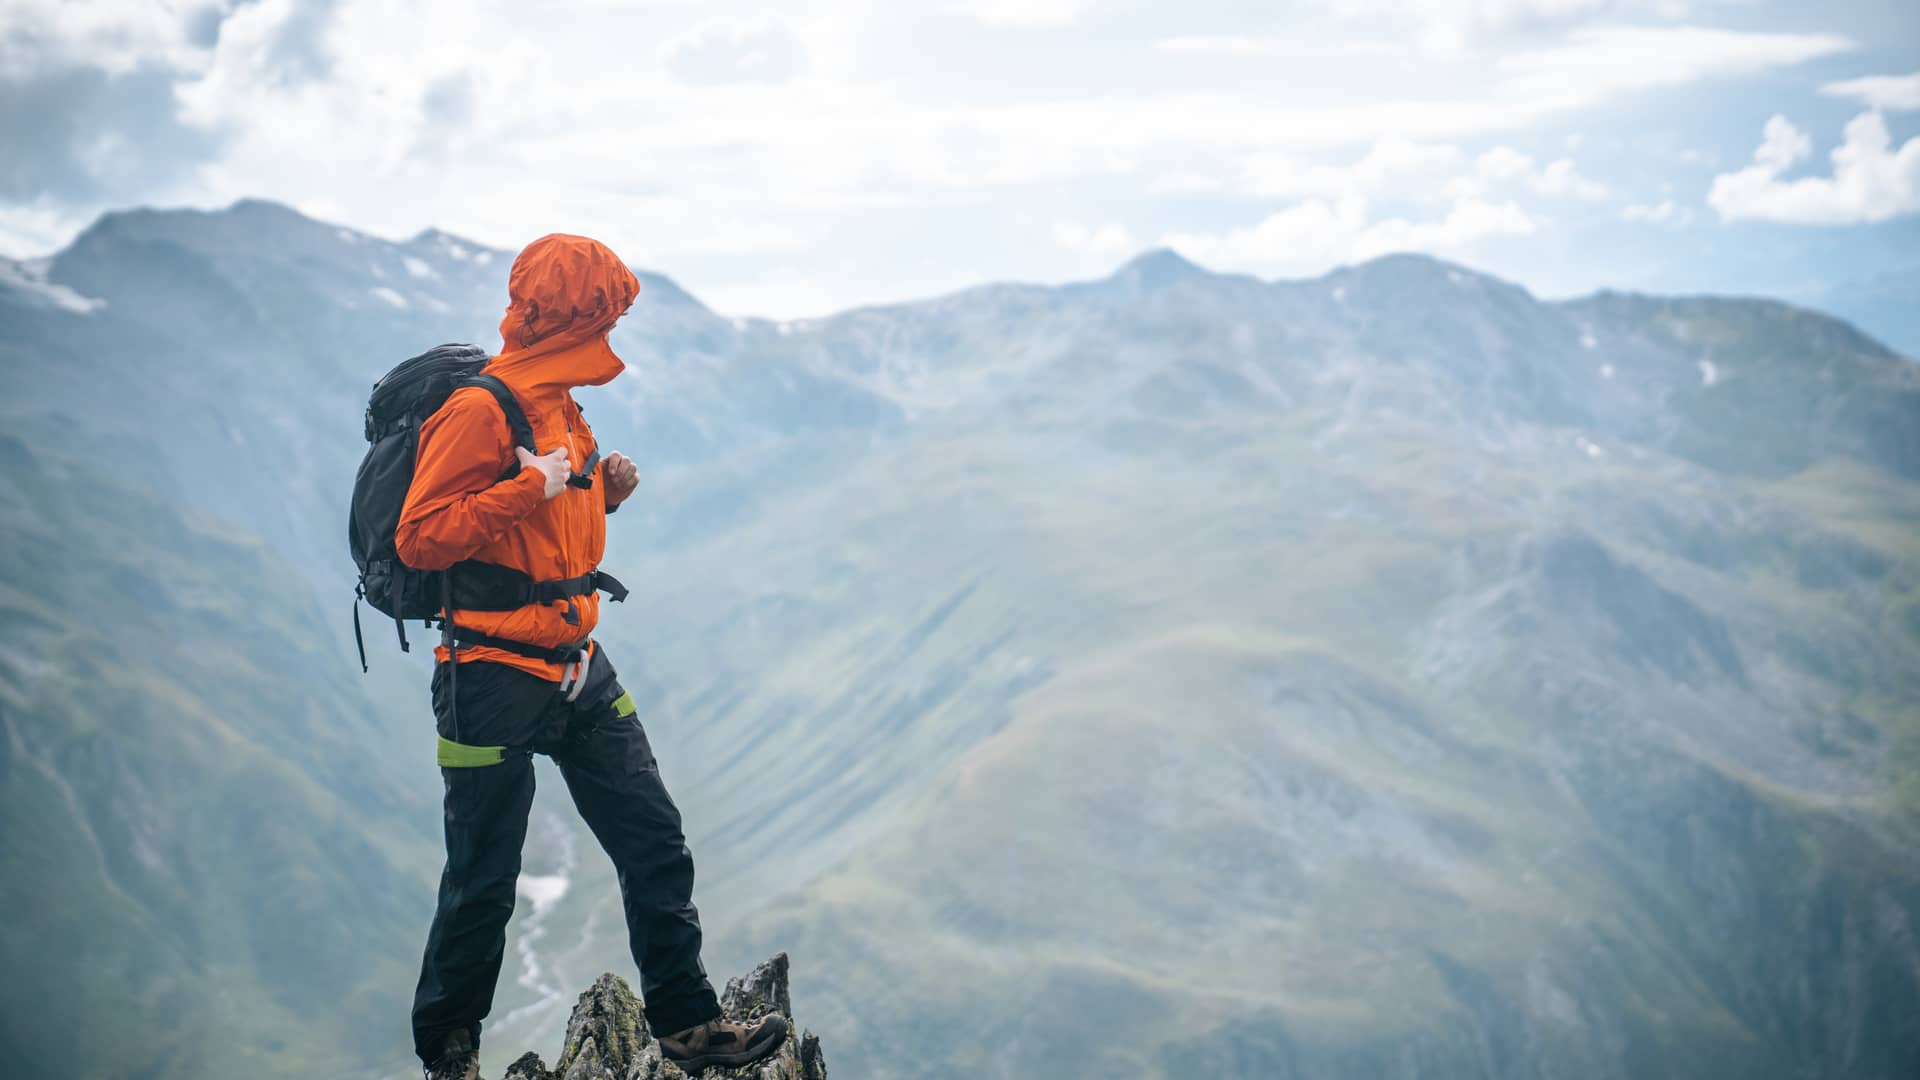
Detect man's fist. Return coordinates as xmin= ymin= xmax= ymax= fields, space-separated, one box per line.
xmin=516 ymin=445 xmax=572 ymax=499
xmin=603 ymin=451 xmax=640 ymax=509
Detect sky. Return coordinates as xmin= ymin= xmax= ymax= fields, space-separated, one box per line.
xmin=1 ymin=0 xmax=1916 ymax=318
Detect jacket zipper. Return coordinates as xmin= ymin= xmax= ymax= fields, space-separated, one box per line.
xmin=559 ymin=405 xmax=584 ymax=625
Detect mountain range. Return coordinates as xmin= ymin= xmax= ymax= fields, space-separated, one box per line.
xmin=1 ymin=198 xmax=1916 ymax=1079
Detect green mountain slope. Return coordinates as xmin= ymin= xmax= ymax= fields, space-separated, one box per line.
xmin=713 ymin=439 xmax=1920 ymax=1078
xmin=0 ymin=434 xmax=437 ymax=1078
xmin=607 ymin=256 xmax=1920 ymax=1078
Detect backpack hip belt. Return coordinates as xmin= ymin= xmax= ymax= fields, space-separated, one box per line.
xmin=441 ymin=622 xmax=595 ymax=701
xmin=442 ymin=625 xmax=594 ymax=665
xmin=439 ymin=564 xmax=627 ymax=723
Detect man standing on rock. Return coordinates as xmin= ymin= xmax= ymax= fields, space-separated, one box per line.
xmin=398 ymin=234 xmax=787 ymax=1080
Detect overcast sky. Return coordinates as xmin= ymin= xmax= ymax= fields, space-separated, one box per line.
xmin=2 ymin=0 xmax=1916 ymax=317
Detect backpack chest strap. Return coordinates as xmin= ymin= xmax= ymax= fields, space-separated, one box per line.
xmin=567 ymin=446 xmax=601 ymax=489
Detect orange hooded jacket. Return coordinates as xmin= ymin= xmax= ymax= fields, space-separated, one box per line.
xmin=395 ymin=234 xmax=641 ymax=680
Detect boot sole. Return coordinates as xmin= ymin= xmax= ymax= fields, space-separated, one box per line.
xmin=665 ymin=1018 xmax=789 ymax=1071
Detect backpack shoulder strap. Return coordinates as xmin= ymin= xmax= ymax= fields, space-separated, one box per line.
xmin=458 ymin=374 xmax=537 ymax=469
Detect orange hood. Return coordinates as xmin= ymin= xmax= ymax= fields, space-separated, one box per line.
xmin=490 ymin=233 xmax=641 ymax=392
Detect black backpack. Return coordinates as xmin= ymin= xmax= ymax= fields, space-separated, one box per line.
xmin=347 ymin=343 xmax=623 ymax=673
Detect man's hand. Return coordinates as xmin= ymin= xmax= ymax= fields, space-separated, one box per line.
xmin=604 ymin=451 xmax=640 ymax=509
xmin=515 ymin=446 xmax=572 ymax=499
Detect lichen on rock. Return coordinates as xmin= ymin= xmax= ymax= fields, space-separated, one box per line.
xmin=500 ymin=954 xmax=826 ymax=1080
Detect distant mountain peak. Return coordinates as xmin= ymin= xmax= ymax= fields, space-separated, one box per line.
xmin=1318 ymin=251 xmax=1537 ymax=306
xmin=634 ymin=269 xmax=711 ymax=312
xmin=399 ymin=227 xmax=713 ymax=311
xmin=74 ymin=196 xmax=353 ymax=252
xmin=1109 ymin=247 xmax=1212 ymax=290
xmin=408 ymin=226 xmax=465 ymax=246
xmin=46 ymin=197 xmax=729 ymax=319
xmin=227 ymin=196 xmax=307 ymax=219
xmin=406 ymin=226 xmax=508 ymax=268
xmin=1341 ymin=251 xmax=1490 ymax=283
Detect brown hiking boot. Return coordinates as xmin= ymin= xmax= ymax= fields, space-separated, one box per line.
xmin=422 ymin=1028 xmax=481 ymax=1080
xmin=658 ymin=1013 xmax=789 ymax=1071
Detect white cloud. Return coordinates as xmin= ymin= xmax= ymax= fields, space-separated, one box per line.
xmin=0 ymin=197 xmax=95 ymax=257
xmin=952 ymin=0 xmax=1098 ymax=27
xmin=1331 ymin=0 xmax=1623 ymax=55
xmin=1167 ymin=198 xmax=1371 ymax=267
xmin=658 ymin=16 xmax=807 ymax=86
xmin=1820 ymin=72 xmax=1920 ymax=112
xmin=25 ymin=4 xmax=1852 ymax=264
xmin=1155 ymin=35 xmax=1279 ymax=55
xmin=1053 ymin=221 xmax=1134 ymax=256
xmin=1620 ymin=199 xmax=1693 ymax=225
xmin=1163 ymin=195 xmax=1536 ymax=271
xmin=1241 ymin=136 xmax=1463 ymax=198
xmin=1708 ymin=112 xmax=1920 ymax=225
xmin=1474 ymin=146 xmax=1534 ymax=181
xmin=1330 ymin=0 xmax=1622 ymax=28
xmin=1498 ymin=26 xmax=1853 ymax=109
xmin=1535 ymin=158 xmax=1608 ymax=198
xmin=0 ymin=1 xmax=1884 ymax=315
xmin=1752 ymin=114 xmax=1812 ymax=171
xmin=701 ymin=219 xmax=807 ymax=255
xmin=0 ymin=0 xmax=224 ymax=78
xmin=1359 ymin=197 xmax=1539 ymax=253
xmin=1336 ymin=1 xmax=1681 ymax=56
xmin=1149 ymin=172 xmax=1222 ymax=194
xmin=1447 ymin=146 xmax=1608 ymax=199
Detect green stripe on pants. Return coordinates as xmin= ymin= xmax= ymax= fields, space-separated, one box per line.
xmin=437 ymin=735 xmax=506 ymax=768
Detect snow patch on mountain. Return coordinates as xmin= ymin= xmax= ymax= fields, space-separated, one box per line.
xmin=0 ymin=258 xmax=105 ymax=314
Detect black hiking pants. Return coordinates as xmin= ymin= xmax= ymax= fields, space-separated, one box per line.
xmin=410 ymin=645 xmax=720 ymax=1065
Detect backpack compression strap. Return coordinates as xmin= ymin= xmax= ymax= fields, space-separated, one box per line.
xmin=459 ymin=374 xmax=536 ymax=462
xmin=460 ymin=373 xmax=602 ymax=488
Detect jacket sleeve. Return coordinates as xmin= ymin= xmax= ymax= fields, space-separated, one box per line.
xmin=395 ymin=387 xmax=548 ymax=570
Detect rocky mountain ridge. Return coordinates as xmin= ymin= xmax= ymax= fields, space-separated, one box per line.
xmin=501 ymin=955 xmax=827 ymax=1080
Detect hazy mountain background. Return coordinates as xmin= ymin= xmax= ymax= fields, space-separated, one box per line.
xmin=1800 ymin=265 xmax=1920 ymax=362
xmin=2 ymin=198 xmax=1917 ymax=1079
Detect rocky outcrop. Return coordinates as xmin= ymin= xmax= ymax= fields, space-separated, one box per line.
xmin=501 ymin=954 xmax=826 ymax=1080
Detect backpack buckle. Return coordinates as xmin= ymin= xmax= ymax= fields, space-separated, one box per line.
xmin=557 ymin=658 xmax=588 ymax=702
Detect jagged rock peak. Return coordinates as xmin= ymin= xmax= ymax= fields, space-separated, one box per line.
xmin=502 ymin=954 xmax=826 ymax=1080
